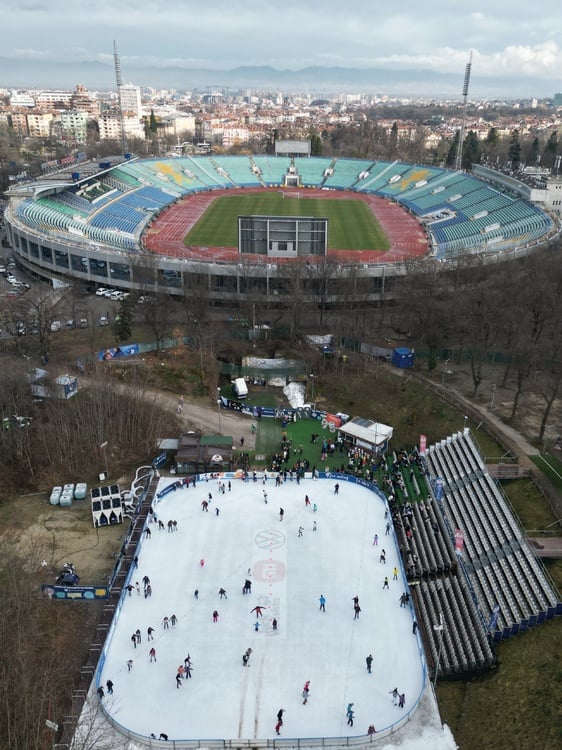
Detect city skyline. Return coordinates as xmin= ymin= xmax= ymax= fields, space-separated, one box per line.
xmin=2 ymin=0 xmax=562 ymax=97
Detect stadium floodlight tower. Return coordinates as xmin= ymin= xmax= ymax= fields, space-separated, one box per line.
xmin=454 ymin=51 xmax=473 ymax=171
xmin=113 ymin=40 xmax=128 ymax=155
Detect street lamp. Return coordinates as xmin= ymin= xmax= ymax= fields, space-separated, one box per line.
xmin=432 ymin=612 xmax=445 ymax=690
xmin=100 ymin=441 xmax=109 ymax=481
xmin=309 ymin=374 xmax=315 ymax=402
xmin=463 ymin=415 xmax=468 ymax=433
xmin=217 ymin=387 xmax=221 ymax=434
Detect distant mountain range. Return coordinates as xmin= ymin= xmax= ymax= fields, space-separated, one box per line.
xmin=0 ymin=58 xmax=555 ymax=99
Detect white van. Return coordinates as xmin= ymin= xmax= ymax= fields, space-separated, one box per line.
xmin=233 ymin=377 xmax=248 ymax=399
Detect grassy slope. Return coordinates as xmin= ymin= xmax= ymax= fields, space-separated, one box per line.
xmin=184 ymin=193 xmax=390 ymax=250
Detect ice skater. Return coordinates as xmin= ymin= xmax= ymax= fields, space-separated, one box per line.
xmin=398 ymin=693 xmax=406 ymax=708
xmin=251 ymin=605 xmax=265 ymax=617
xmin=298 ymin=526 xmax=304 ymax=537
xmin=334 ymin=483 xmax=340 ymax=495
xmin=373 ymin=533 xmax=378 ymax=545
xmin=302 ymin=680 xmax=310 ymax=704
xmin=346 ymin=703 xmax=354 ymax=726
xmin=243 ymin=579 xmax=252 ymax=594
xmin=383 ymin=577 xmax=389 ymax=589
xmin=390 ymin=687 xmax=399 ymax=705
xmin=277 ymin=708 xmax=285 ymax=723
xmin=147 ymin=626 xmax=155 ymax=640
xmin=218 ymin=588 xmax=227 ymax=599
xmin=163 ymin=616 xmax=169 ymax=629
xmin=366 ymin=654 xmax=373 ymax=673
xmin=353 ymin=604 xmax=361 ymax=620
xmin=176 ymin=673 xmax=182 ymax=689
xmin=263 ymin=490 xmax=268 ymax=503
xmin=393 ymin=566 xmax=398 ymax=580
xmin=127 ymin=660 xmax=133 ymax=671
xmin=319 ymin=594 xmax=326 ymax=612
xmin=106 ymin=679 xmax=113 ymax=694
xmin=213 ymin=610 xmax=219 ymax=622
xmin=279 ymin=507 xmax=284 ymax=521
xmin=97 ymin=686 xmax=104 ymax=699
xmin=313 ymin=521 xmax=317 ymax=532
xmin=305 ymin=494 xmax=310 ymax=506
xmin=149 ymin=647 xmax=157 ymax=662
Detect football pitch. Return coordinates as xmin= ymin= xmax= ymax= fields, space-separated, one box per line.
xmin=183 ymin=192 xmax=391 ymax=251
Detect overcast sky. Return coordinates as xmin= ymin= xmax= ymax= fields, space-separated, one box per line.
xmin=3 ymin=0 xmax=562 ymax=94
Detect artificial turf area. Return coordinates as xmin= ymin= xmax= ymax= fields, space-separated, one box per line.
xmin=183 ymin=192 xmax=390 ymax=250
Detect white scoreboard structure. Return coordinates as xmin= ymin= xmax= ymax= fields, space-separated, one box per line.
xmin=238 ymin=214 xmax=328 ymax=258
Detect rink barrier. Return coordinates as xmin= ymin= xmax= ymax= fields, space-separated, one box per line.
xmin=90 ymin=474 xmax=427 ymax=749
xmin=54 ymin=468 xmax=160 ymax=750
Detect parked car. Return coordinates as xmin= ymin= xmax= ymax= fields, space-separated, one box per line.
xmin=95 ymin=287 xmax=109 ymax=296
xmin=79 ymin=318 xmax=88 ymax=328
xmin=50 ymin=320 xmax=61 ymax=332
xmin=65 ymin=319 xmax=76 ymax=328
xmin=99 ymin=316 xmax=110 ymax=327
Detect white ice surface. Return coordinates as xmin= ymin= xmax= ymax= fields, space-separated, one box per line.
xmin=95 ymin=476 xmax=456 ymax=748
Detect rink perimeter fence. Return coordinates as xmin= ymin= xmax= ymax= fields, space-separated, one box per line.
xmin=89 ymin=472 xmax=427 ymax=750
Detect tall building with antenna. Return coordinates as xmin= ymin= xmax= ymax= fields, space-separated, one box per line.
xmin=454 ymin=52 xmax=472 ymax=171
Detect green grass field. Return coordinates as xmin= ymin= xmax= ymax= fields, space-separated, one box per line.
xmin=184 ymin=193 xmax=390 ymax=251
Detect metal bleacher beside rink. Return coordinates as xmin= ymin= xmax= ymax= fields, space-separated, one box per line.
xmin=424 ymin=429 xmax=561 ymax=643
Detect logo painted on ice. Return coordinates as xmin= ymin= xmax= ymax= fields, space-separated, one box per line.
xmin=255 ymin=529 xmax=286 ymax=550
xmin=253 ymin=559 xmax=286 ymax=583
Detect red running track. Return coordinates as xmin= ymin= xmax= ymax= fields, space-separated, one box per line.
xmin=143 ymin=188 xmax=429 ymax=264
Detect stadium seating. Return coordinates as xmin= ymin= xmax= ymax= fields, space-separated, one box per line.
xmin=424 ymin=431 xmax=560 ymax=641
xmin=12 ymin=157 xmax=554 ymax=262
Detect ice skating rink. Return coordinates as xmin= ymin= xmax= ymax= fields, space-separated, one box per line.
xmin=98 ymin=475 xmax=426 ymax=742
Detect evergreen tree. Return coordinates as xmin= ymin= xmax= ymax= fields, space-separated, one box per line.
xmin=112 ymin=297 xmax=135 ymax=344
xmin=508 ymin=130 xmax=522 ymax=170
xmin=462 ymin=130 xmax=481 ymax=169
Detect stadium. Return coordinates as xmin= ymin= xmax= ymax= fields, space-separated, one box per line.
xmin=4 ymin=151 xmax=557 ymax=304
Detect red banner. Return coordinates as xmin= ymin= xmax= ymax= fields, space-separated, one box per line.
xmin=454 ymin=529 xmax=465 ymax=553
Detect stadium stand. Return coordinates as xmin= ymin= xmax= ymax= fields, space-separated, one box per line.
xmin=424 ymin=431 xmax=561 ymax=641
xmin=10 ymin=157 xmax=554 ymax=264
